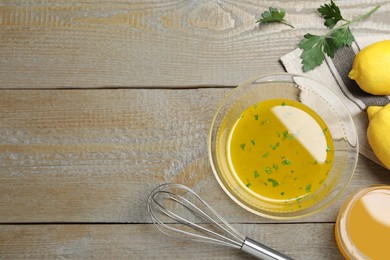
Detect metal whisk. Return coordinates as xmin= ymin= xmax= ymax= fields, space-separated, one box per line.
xmin=147 ymin=183 xmax=293 ymax=260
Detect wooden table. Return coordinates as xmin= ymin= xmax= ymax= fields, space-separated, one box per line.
xmin=1 ymin=1 xmax=390 ymax=259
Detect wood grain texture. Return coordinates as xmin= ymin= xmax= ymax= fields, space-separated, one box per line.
xmin=0 ymin=223 xmax=343 ymax=259
xmin=1 ymin=89 xmax=389 ymax=223
xmin=0 ymin=0 xmax=389 ymax=88
xmin=1 ymin=1 xmax=390 ymax=259
xmin=0 ymin=88 xmax=227 ymax=222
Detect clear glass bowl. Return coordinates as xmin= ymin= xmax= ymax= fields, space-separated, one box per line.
xmin=208 ymin=73 xmax=359 ymax=219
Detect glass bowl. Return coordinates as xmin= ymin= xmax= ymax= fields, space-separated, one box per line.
xmin=208 ymin=73 xmax=359 ymax=219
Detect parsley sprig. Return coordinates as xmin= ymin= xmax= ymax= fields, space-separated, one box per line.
xmin=299 ymin=1 xmax=380 ymax=72
xmin=256 ymin=7 xmax=294 ymax=28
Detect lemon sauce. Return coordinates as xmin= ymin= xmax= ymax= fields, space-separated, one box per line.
xmin=336 ymin=186 xmax=390 ymax=259
xmin=227 ymin=98 xmax=334 ymax=203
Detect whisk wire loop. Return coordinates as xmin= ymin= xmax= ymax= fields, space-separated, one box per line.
xmin=148 ymin=185 xmax=243 ymax=248
xmin=166 ymin=190 xmax=244 ymax=243
xmin=148 ymin=183 xmax=293 ymax=260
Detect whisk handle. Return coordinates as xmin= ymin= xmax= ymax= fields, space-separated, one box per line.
xmin=241 ymin=237 xmax=294 ymax=260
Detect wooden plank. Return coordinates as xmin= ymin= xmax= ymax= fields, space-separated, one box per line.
xmin=1 ymin=89 xmax=389 ymax=223
xmin=0 ymin=223 xmax=343 ymax=259
xmin=0 ymin=1 xmax=389 ymax=88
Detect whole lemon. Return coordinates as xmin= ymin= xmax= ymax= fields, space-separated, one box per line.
xmin=349 ymin=40 xmax=390 ymax=95
xmin=367 ymin=104 xmax=390 ymax=170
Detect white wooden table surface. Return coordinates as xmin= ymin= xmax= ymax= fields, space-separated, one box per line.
xmin=1 ymin=1 xmax=390 ymax=259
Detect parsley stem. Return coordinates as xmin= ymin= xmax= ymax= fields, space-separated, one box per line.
xmin=324 ymin=5 xmax=380 ymax=38
xmin=350 ymin=5 xmax=380 ymax=24
xmin=281 ymin=20 xmax=294 ymax=28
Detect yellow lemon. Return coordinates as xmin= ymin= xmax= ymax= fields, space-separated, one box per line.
xmin=349 ymin=40 xmax=390 ymax=95
xmin=367 ymin=104 xmax=390 ymax=170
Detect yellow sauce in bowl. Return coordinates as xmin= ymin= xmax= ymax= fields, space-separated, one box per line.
xmin=209 ymin=74 xmax=359 ymax=219
xmin=336 ymin=186 xmax=390 ymax=259
xmin=227 ymin=98 xmax=334 ymax=203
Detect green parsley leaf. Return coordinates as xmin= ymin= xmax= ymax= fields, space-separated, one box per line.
xmin=254 ymin=170 xmax=260 ymax=178
xmin=270 ymin=142 xmax=280 ymax=150
xmin=240 ymin=143 xmax=246 ymax=150
xmin=260 ymin=119 xmax=269 ymax=125
xmin=299 ymin=34 xmax=336 ymax=71
xmin=299 ymin=3 xmax=380 ymax=72
xmin=267 ymin=178 xmax=279 ymax=187
xmin=256 ymin=7 xmax=294 ymax=28
xmin=331 ymin=27 xmax=354 ymax=48
xmin=281 ymin=158 xmax=292 ymax=165
xmin=282 ymin=130 xmax=295 ymax=140
xmin=306 ymin=184 xmax=312 ymax=193
xmin=317 ymin=0 xmax=344 ymax=29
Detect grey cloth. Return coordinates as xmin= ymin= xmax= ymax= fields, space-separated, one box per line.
xmin=280 ymin=35 xmax=390 ymax=165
